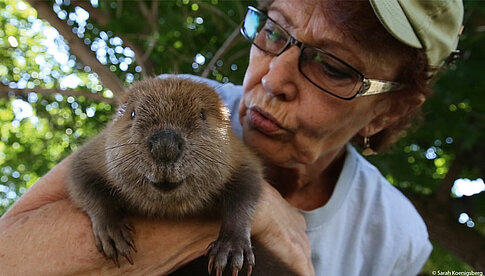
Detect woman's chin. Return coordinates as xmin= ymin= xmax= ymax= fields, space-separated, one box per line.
xmin=242 ymin=123 xmax=292 ymax=167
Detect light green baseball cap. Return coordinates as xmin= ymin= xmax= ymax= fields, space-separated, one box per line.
xmin=369 ymin=0 xmax=464 ymax=68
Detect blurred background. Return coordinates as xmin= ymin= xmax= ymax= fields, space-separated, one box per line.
xmin=0 ymin=0 xmax=484 ymax=273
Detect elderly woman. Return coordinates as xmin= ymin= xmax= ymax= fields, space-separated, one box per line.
xmin=0 ymin=0 xmax=463 ymax=275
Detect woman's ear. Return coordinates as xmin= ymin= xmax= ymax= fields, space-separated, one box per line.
xmin=359 ymin=92 xmax=426 ymax=137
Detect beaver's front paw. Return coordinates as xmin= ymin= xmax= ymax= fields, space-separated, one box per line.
xmin=91 ymin=217 xmax=137 ymax=267
xmin=206 ymin=234 xmax=255 ymax=276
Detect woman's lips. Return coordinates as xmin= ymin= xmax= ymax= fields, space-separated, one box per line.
xmin=248 ymin=107 xmax=285 ymax=135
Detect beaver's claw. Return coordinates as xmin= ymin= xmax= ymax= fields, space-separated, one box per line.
xmin=206 ymin=236 xmax=255 ymax=276
xmin=91 ymin=217 xmax=137 ymax=267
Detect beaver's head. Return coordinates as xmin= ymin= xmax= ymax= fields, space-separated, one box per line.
xmin=105 ymin=77 xmax=235 ymax=215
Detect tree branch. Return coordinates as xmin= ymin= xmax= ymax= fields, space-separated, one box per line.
xmin=140 ymin=33 xmax=158 ymax=71
xmin=69 ymin=0 xmax=155 ymax=76
xmin=168 ymin=47 xmax=194 ymax=64
xmin=116 ymin=0 xmax=123 ymax=18
xmin=194 ymin=0 xmax=238 ymax=28
xmin=71 ymin=0 xmax=111 ymax=25
xmin=202 ymin=26 xmax=242 ymax=78
xmin=133 ymin=1 xmax=159 ymax=75
xmin=0 ymin=85 xmax=116 ymax=104
xmin=26 ymin=0 xmax=126 ymax=99
xmin=224 ymin=48 xmax=250 ymax=69
xmin=138 ymin=0 xmax=157 ymax=33
xmin=152 ymin=0 xmax=159 ymax=24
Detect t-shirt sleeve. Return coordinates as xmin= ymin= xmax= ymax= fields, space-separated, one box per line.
xmin=386 ymin=188 xmax=433 ymax=276
xmin=395 ymin=239 xmax=432 ymax=276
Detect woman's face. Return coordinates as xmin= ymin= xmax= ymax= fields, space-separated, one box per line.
xmin=239 ymin=0 xmax=401 ymax=169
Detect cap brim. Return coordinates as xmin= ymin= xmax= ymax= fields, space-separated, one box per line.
xmin=369 ymin=0 xmax=423 ymax=49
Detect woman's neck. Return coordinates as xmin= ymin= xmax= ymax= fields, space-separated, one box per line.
xmin=264 ymin=147 xmax=346 ymax=211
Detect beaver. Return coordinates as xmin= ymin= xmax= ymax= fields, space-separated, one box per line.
xmin=68 ymin=77 xmax=263 ymax=275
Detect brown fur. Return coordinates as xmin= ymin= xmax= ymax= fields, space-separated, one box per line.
xmin=68 ymin=77 xmax=264 ymax=274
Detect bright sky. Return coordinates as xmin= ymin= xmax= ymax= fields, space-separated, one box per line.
xmin=452 ymin=178 xmax=485 ymax=197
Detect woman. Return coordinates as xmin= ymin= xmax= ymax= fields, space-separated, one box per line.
xmin=0 ymin=0 xmax=463 ymax=275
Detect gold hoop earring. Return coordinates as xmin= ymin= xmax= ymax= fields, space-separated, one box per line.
xmin=362 ymin=136 xmax=377 ymax=156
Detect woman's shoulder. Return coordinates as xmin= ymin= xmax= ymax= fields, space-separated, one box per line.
xmin=305 ymin=145 xmax=432 ymax=275
xmin=306 ymin=146 xmax=432 ymax=275
xmin=348 ymin=145 xmax=432 ymax=274
xmin=348 ymin=145 xmax=428 ymax=230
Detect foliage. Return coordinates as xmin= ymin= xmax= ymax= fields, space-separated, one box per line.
xmin=423 ymin=243 xmax=474 ymax=272
xmin=0 ymin=0 xmax=256 ymax=214
xmin=0 ymin=0 xmax=116 ymax=213
xmin=368 ymin=0 xmax=485 ymax=235
xmin=0 ymin=0 xmax=483 ymax=271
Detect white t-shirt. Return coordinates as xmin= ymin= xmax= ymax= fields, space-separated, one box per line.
xmin=163 ymin=74 xmax=433 ymax=276
xmin=302 ymin=144 xmax=432 ymax=276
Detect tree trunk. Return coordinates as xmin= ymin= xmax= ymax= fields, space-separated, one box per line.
xmin=26 ymin=0 xmax=126 ymax=100
xmin=0 ymin=84 xmax=116 ymax=104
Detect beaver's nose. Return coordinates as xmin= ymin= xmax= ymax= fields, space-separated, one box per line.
xmin=148 ymin=129 xmax=184 ymax=163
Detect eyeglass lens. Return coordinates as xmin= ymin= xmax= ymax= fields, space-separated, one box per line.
xmin=242 ymin=7 xmax=364 ymax=99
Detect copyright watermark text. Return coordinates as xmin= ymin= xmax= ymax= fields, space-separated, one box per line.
xmin=432 ymin=271 xmax=484 ymax=276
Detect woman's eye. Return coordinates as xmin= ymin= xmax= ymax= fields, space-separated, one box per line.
xmin=265 ymin=28 xmax=278 ymax=42
xmin=313 ymin=57 xmax=352 ymax=80
xmin=321 ymin=63 xmax=352 ymax=80
xmin=310 ymin=53 xmax=353 ymax=80
xmin=264 ymin=27 xmax=284 ymax=43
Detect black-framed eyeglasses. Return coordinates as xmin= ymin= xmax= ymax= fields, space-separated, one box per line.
xmin=240 ymin=6 xmax=403 ymax=100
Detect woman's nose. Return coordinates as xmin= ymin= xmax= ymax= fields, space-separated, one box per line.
xmin=261 ymin=46 xmax=300 ymax=101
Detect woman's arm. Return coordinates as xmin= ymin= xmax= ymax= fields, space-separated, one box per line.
xmin=0 ymin=156 xmax=219 ymax=275
xmin=252 ymin=183 xmax=315 ymax=276
xmin=0 ymin=156 xmax=313 ymax=275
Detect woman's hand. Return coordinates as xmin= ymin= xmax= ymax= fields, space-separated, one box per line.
xmin=0 ymin=155 xmax=313 ymax=275
xmin=0 ymin=156 xmax=219 ymax=275
xmin=251 ymin=181 xmax=315 ymax=276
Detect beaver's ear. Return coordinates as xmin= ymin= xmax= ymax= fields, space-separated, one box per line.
xmin=114 ymin=102 xmax=128 ymax=120
xmin=114 ymin=93 xmax=129 ymax=121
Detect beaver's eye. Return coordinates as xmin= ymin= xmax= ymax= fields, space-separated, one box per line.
xmin=131 ymin=111 xmax=135 ymax=119
xmin=200 ymin=109 xmax=206 ymax=121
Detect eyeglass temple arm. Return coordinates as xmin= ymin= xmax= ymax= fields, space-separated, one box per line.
xmin=357 ymin=79 xmax=403 ymax=97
